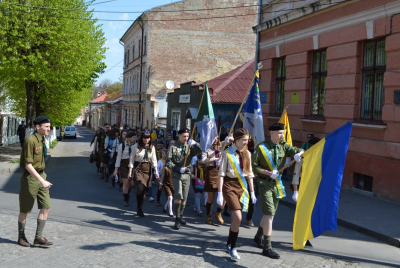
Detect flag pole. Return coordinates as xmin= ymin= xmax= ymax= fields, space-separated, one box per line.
xmin=219 ymin=70 xmax=258 ymax=152
xmin=183 ymin=82 xmax=207 ymax=167
xmin=279 ymin=106 xmax=289 ymax=121
xmin=278 ymin=151 xmax=304 ymax=173
xmin=228 ymin=71 xmax=257 ymax=136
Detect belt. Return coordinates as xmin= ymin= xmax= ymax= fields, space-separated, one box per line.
xmin=258 ymin=176 xmax=275 ymax=183
xmin=224 ymin=176 xmax=238 ymax=182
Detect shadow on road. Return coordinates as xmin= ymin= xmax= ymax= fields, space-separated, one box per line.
xmin=130 ymin=239 xmax=249 ymax=268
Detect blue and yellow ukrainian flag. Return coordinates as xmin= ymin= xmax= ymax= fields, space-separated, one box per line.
xmin=293 ymin=122 xmax=353 ymax=250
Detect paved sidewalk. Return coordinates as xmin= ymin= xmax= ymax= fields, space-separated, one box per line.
xmin=280 ymin=176 xmax=400 ymax=248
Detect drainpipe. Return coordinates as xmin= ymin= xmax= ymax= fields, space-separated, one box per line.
xmin=138 ymin=15 xmax=144 ymax=127
xmin=255 ymin=0 xmax=262 ymax=71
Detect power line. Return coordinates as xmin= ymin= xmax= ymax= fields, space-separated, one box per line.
xmin=0 ymin=0 xmax=349 ymax=14
xmin=103 ymin=59 xmax=123 ymax=74
xmin=0 ymin=1 xmax=351 ymax=22
xmin=89 ymin=0 xmax=119 ymax=6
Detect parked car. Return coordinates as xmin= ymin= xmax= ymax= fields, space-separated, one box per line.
xmin=64 ymin=126 xmax=77 ymax=139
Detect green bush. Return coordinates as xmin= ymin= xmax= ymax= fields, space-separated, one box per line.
xmin=10 ymin=159 xmax=20 ymax=164
xmin=50 ymin=140 xmax=58 ymax=149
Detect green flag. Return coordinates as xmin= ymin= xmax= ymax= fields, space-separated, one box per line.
xmin=195 ymin=83 xmax=218 ymax=151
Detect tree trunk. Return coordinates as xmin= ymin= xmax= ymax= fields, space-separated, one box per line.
xmin=34 ymin=84 xmax=45 ymax=117
xmin=25 ymin=81 xmax=36 ymax=128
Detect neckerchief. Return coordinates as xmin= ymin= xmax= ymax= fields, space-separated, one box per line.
xmin=226 ymin=147 xmax=249 ymax=212
xmin=181 ymin=144 xmax=186 ymax=156
xmin=259 ymin=143 xmax=285 ymax=199
xmin=127 ymin=143 xmax=132 ymax=156
xmin=160 ymin=158 xmax=165 ymax=163
xmin=42 ymin=137 xmax=48 ymax=162
xmin=144 ymin=145 xmax=149 ymax=159
xmin=235 ymin=150 xmax=244 ymax=170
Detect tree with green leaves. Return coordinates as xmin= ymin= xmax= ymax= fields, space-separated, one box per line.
xmin=0 ymin=0 xmax=106 ymax=127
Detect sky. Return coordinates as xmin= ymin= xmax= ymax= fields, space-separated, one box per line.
xmin=90 ymin=0 xmax=180 ymax=85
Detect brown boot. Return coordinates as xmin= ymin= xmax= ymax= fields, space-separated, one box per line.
xmin=206 ymin=215 xmax=213 ymax=225
xmin=215 ymin=212 xmax=224 ymax=224
xmin=33 ymin=237 xmax=53 ymax=246
xmin=17 ymin=233 xmax=30 ymax=247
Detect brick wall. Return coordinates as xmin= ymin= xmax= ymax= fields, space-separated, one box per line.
xmin=257 ymin=0 xmax=400 ymax=201
xmin=146 ymin=0 xmax=257 ymax=96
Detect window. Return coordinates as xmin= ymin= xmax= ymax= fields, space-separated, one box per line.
xmin=136 ymin=73 xmax=140 ymax=93
xmin=275 ymin=58 xmax=286 ymax=114
xmin=131 ymin=77 xmax=133 ymax=94
xmin=361 ymin=39 xmax=386 ymax=120
xmin=132 ymin=45 xmax=135 ymax=60
xmin=127 ymin=49 xmax=130 ymax=63
xmin=171 ymin=109 xmax=181 ymax=130
xmin=133 ymin=75 xmax=136 ymax=93
xmin=124 ymin=52 xmax=127 ymax=66
xmin=311 ymin=50 xmax=327 ymax=116
xmin=354 ymin=173 xmax=373 ymax=192
xmin=138 ymin=39 xmax=141 ymax=57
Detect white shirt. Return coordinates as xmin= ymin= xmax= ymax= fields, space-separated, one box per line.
xmin=115 ymin=142 xmax=134 ymax=168
xmin=157 ymin=159 xmax=165 ymax=175
xmin=129 ymin=143 xmax=158 ymax=170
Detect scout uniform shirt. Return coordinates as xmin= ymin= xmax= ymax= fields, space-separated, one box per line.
xmin=20 ymin=132 xmax=46 ymax=173
xmin=199 ymin=140 xmax=230 ymax=167
xmin=218 ymin=144 xmax=255 ymax=179
xmin=166 ymin=140 xmax=202 ymax=175
xmin=129 ymin=143 xmax=158 ymax=169
xmin=115 ymin=141 xmax=134 ymax=168
xmin=251 ymin=139 xmax=303 ymax=179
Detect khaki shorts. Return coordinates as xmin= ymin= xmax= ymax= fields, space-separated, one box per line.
xmin=19 ymin=172 xmax=51 ymax=214
xmin=258 ymin=178 xmax=279 ymax=216
xmin=172 ymin=172 xmax=190 ymax=200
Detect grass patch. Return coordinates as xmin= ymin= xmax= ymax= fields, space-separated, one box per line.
xmin=50 ymin=140 xmax=58 ymax=149
xmin=10 ymin=159 xmax=20 ymax=164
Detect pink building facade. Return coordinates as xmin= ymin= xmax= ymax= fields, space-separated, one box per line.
xmin=254 ymin=0 xmax=400 ymax=201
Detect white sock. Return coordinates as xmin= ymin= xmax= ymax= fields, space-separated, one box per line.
xmin=195 ymin=193 xmax=201 ymax=212
xmin=168 ymin=196 xmax=173 ymax=215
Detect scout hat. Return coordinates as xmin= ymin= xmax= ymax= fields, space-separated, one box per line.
xmin=178 ymin=128 xmax=190 ymax=134
xmin=268 ymin=123 xmax=284 ymax=131
xmin=233 ymin=128 xmax=249 ymax=140
xmin=33 ymin=115 xmax=50 ymax=125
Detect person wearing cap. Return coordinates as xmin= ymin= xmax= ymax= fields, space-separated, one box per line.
xmin=128 ymin=131 xmax=159 ymax=217
xmin=252 ymin=122 xmax=303 ymax=259
xmin=114 ymin=131 xmax=136 ymax=207
xmin=17 ymin=115 xmax=53 ymax=247
xmin=291 ymin=136 xmax=321 ymax=248
xmin=166 ymin=127 xmax=202 ymax=230
xmin=217 ymin=128 xmax=256 ymax=261
xmin=17 ymin=120 xmax=27 ymax=147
